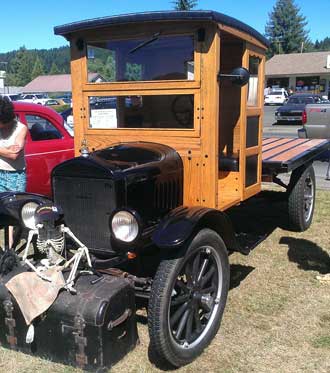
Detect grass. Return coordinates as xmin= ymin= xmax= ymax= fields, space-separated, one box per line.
xmin=1 ymin=190 xmax=330 ymax=372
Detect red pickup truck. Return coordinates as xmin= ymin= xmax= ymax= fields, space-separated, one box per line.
xmin=13 ymin=102 xmax=74 ymax=196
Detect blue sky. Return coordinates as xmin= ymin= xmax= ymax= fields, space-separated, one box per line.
xmin=0 ymin=0 xmax=329 ymax=53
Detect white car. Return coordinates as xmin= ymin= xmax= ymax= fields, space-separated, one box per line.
xmin=264 ymin=89 xmax=288 ymax=105
xmin=19 ymin=94 xmax=49 ymax=105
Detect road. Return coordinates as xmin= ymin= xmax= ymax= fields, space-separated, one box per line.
xmin=262 ymin=105 xmax=330 ymax=190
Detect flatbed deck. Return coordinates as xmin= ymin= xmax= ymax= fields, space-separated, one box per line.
xmin=262 ymin=137 xmax=330 ymax=174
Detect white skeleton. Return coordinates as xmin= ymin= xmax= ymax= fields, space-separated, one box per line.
xmin=22 ymin=224 xmax=93 ymax=293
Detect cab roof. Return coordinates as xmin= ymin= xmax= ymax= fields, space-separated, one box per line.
xmin=54 ymin=10 xmax=269 ymax=47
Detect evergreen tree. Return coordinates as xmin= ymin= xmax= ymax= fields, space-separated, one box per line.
xmin=10 ymin=47 xmax=33 ymax=86
xmin=172 ymin=0 xmax=197 ymax=10
xmin=265 ymin=0 xmax=311 ymax=57
xmin=313 ymin=37 xmax=330 ymax=51
xmin=49 ymin=62 xmax=61 ymax=75
xmin=31 ymin=56 xmax=45 ymax=80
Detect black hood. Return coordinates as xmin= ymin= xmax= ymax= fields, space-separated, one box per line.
xmin=277 ymin=103 xmax=306 ymax=113
xmin=52 ymin=142 xmax=182 ymax=181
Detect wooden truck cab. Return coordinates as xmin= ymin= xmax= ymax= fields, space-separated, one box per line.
xmin=55 ymin=11 xmax=268 ymax=211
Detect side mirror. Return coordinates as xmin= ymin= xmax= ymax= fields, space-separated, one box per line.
xmin=218 ymin=67 xmax=250 ymax=87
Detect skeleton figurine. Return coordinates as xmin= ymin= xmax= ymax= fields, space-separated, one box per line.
xmin=22 ymin=204 xmax=93 ymax=293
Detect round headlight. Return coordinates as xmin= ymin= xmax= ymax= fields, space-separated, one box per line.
xmin=111 ymin=210 xmax=139 ymax=243
xmin=21 ymin=202 xmax=39 ymax=229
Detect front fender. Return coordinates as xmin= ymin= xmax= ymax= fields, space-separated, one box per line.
xmin=152 ymin=206 xmax=245 ymax=253
xmin=0 ymin=192 xmax=52 ymax=227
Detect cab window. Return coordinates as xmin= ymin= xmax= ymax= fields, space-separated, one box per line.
xmin=88 ymin=95 xmax=194 ymax=129
xmin=87 ymin=35 xmax=195 ymax=83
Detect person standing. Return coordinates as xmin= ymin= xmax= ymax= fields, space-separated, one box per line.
xmin=0 ymin=96 xmax=27 ymax=247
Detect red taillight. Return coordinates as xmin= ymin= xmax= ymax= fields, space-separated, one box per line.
xmin=302 ymin=110 xmax=307 ymax=125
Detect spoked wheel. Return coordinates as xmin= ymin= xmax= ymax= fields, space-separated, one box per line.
xmin=148 ymin=229 xmax=229 ymax=367
xmin=288 ymin=164 xmax=316 ymax=231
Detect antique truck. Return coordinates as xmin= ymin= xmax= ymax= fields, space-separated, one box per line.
xmin=0 ymin=10 xmax=329 ymax=371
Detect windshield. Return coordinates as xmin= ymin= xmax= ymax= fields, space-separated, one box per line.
xmin=287 ymin=97 xmax=315 ymax=104
xmin=87 ymin=35 xmax=195 ymax=82
xmin=268 ymin=92 xmax=284 ymax=96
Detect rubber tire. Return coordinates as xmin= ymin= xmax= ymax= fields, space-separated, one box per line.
xmin=287 ymin=164 xmax=316 ymax=232
xmin=148 ymin=228 xmax=229 ymax=368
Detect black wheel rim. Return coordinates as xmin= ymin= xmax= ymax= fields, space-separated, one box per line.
xmin=303 ymin=174 xmax=314 ymax=222
xmin=168 ymin=245 xmax=222 ymax=349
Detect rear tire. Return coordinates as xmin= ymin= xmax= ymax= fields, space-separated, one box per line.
xmin=148 ymin=229 xmax=229 ymax=367
xmin=287 ymin=164 xmax=315 ymax=231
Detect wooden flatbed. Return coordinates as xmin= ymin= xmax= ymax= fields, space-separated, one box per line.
xmin=262 ymin=137 xmax=330 ymax=175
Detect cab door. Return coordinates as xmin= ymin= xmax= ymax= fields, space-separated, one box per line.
xmin=241 ymin=47 xmax=265 ymax=200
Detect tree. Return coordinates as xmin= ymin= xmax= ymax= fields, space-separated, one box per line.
xmin=172 ymin=0 xmax=197 ymax=10
xmin=10 ymin=47 xmax=33 ymax=86
xmin=31 ymin=56 xmax=45 ymax=80
xmin=313 ymin=37 xmax=330 ymax=51
xmin=265 ymin=0 xmax=311 ymax=57
xmin=49 ymin=62 xmax=61 ymax=75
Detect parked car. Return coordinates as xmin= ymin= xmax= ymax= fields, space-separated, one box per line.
xmin=298 ymin=101 xmax=330 ymax=162
xmin=264 ymin=88 xmax=288 ymax=105
xmin=275 ymin=93 xmax=322 ymax=124
xmin=45 ymin=98 xmax=65 ymax=106
xmin=57 ymin=97 xmax=72 ymax=105
xmin=1 ymin=93 xmax=23 ymax=101
xmin=19 ymin=93 xmax=49 ymax=105
xmin=13 ymin=102 xmax=74 ymax=196
xmin=44 ymin=98 xmax=70 ymax=112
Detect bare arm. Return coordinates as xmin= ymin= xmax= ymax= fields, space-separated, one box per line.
xmin=0 ymin=125 xmax=27 ymax=160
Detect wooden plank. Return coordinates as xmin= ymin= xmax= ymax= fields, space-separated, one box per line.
xmin=246 ymin=145 xmax=261 ymax=156
xmin=262 ymin=137 xmax=281 ymax=145
xmin=262 ymin=137 xmax=297 ymax=152
xmin=239 ymin=43 xmax=248 ymax=198
xmin=81 ymin=134 xmax=202 ymax=155
xmin=218 ymin=24 xmax=267 ymax=50
xmin=183 ymin=156 xmax=202 ymax=205
xmin=262 ymin=138 xmax=306 ymax=159
xmin=218 ymin=171 xmax=240 ymax=210
xmin=199 ymin=25 xmax=220 ymax=208
xmin=83 ymin=80 xmax=201 ymax=92
xmin=268 ymin=139 xmax=328 ymax=163
xmin=70 ymin=38 xmax=87 ymax=156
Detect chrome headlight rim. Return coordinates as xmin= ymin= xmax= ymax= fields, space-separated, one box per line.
xmin=110 ymin=208 xmax=141 ymax=244
xmin=20 ymin=201 xmax=40 ymax=229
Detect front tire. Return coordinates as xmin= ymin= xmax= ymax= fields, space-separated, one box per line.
xmin=287 ymin=164 xmax=316 ymax=231
xmin=148 ymin=229 xmax=229 ymax=367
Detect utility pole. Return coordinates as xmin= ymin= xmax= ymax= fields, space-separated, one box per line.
xmin=300 ymin=42 xmax=304 ymax=53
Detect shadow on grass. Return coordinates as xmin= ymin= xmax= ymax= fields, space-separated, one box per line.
xmin=280 ymin=236 xmax=330 ymax=274
xmin=230 ymin=264 xmax=255 ymax=289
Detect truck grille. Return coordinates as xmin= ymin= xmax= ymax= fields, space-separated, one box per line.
xmin=53 ymin=176 xmax=116 ymax=251
xmin=154 ymin=179 xmax=182 ymax=209
xmin=279 ymin=111 xmax=302 ymax=117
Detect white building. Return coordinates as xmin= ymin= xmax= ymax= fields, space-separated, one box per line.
xmin=265 ymin=51 xmax=330 ymax=98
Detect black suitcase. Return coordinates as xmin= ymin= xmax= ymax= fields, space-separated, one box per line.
xmin=0 ymin=268 xmax=139 ymax=371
